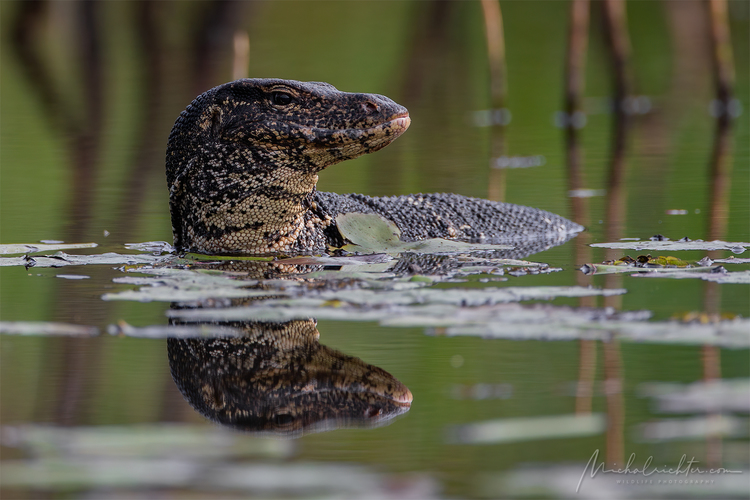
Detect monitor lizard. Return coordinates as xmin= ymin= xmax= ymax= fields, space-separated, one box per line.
xmin=166 ymin=78 xmax=583 ymax=256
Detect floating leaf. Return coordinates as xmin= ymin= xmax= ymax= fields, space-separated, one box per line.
xmin=1 ymin=423 xmax=294 ymax=460
xmin=108 ymin=321 xmax=246 ymax=338
xmin=312 ymin=286 xmax=627 ymax=308
xmin=336 ymin=213 xmax=513 ymax=254
xmin=280 ymin=253 xmax=393 ymax=266
xmin=632 ymin=269 xmax=750 ymax=284
xmin=591 ymin=240 xmax=749 ymax=253
xmin=124 ymin=241 xmax=175 ymax=253
xmin=165 ymin=288 xmax=628 ymax=327
xmin=446 ymin=413 xmax=606 ymax=445
xmin=298 ymin=265 xmax=396 ymax=280
xmin=0 ymin=252 xmax=172 ymax=268
xmin=0 ymin=321 xmax=99 ymax=337
xmin=637 ymin=415 xmax=748 ymax=442
xmin=183 ymin=252 xmax=275 ymax=262
xmin=101 ymin=267 xmax=289 ymax=302
xmin=0 ymin=457 xmax=387 ymax=493
xmin=441 ymin=317 xmax=750 ymax=348
xmin=581 ymin=251 xmax=750 ymax=277
xmin=581 ymin=264 xmax=716 ymax=276
xmin=638 ymin=378 xmax=750 ymax=413
xmin=709 ymin=257 xmax=750 ymax=264
xmin=0 ymin=242 xmax=98 ymax=255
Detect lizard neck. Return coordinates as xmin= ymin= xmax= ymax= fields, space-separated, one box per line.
xmin=192 ymin=167 xmax=327 ymax=255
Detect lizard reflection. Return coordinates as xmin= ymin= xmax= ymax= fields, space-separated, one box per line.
xmin=168 ymin=319 xmax=412 ymax=437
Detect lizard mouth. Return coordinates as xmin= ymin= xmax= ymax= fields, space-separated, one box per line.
xmin=274 ymin=111 xmax=411 ymax=165
xmin=392 ymin=387 xmax=414 ymax=406
xmin=336 ymin=112 xmax=411 ymax=141
xmin=283 ymin=112 xmax=410 ymax=147
xmin=385 ymin=114 xmax=411 ymax=133
xmin=355 ymin=112 xmax=411 ymax=153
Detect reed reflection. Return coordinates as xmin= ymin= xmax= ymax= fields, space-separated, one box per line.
xmin=167 ymin=319 xmax=412 ymax=437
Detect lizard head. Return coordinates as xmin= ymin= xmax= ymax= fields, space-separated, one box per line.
xmin=167 ymin=78 xmax=410 ymax=184
xmin=166 ymin=79 xmax=410 ymax=254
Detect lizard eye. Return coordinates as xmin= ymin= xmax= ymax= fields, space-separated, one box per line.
xmin=271 ymin=91 xmax=294 ymax=106
xmin=273 ymin=413 xmax=294 ymax=426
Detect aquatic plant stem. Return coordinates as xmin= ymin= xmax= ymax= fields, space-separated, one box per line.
xmin=604 ymin=340 xmax=624 ymax=468
xmin=703 ymin=1 xmax=735 ymax=468
xmin=564 ymin=0 xmax=590 ymax=120
xmin=565 ymin=0 xmax=591 ymax=229
xmin=480 ymin=0 xmax=507 ymax=109
xmin=600 ymin=1 xmax=632 ymax=468
xmin=707 ymin=0 xmax=735 ymax=110
xmin=563 ymin=0 xmax=599 ymax=416
xmin=233 ymin=30 xmax=250 ymax=80
xmin=481 ymin=0 xmax=508 ymax=202
xmin=601 ymin=0 xmax=633 ymax=109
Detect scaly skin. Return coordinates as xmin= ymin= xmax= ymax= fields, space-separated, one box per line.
xmin=167 ymin=78 xmax=582 ymax=256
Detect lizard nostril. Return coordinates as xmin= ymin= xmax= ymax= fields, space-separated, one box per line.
xmin=362 ymin=100 xmax=380 ymax=113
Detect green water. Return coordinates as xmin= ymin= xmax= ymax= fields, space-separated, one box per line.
xmin=1 ymin=1 xmax=749 ymax=499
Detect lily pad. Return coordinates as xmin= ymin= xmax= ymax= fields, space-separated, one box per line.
xmin=0 ymin=242 xmax=98 ymax=255
xmin=336 ymin=213 xmax=513 ymax=254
